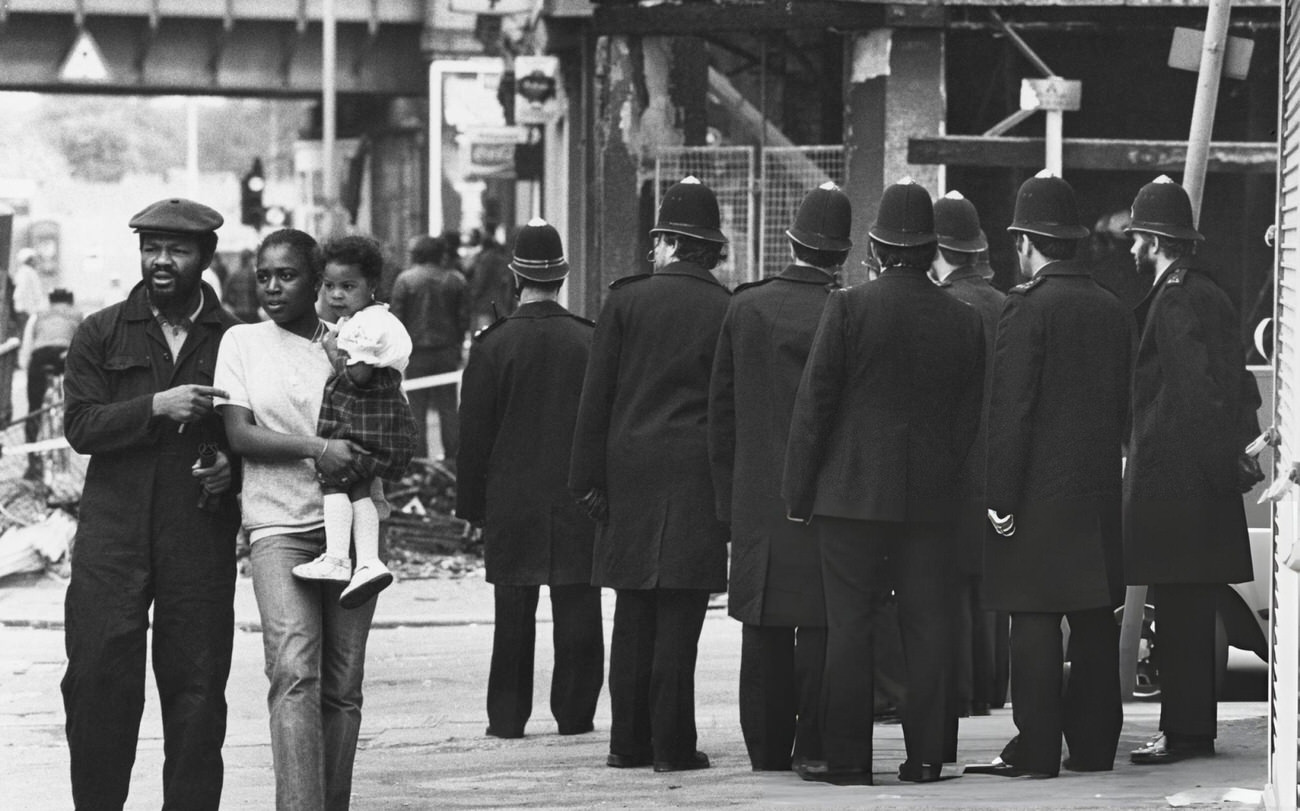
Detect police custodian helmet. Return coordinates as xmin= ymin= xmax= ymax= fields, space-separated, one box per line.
xmin=934 ymin=190 xmax=988 ymax=253
xmin=1125 ymin=175 xmax=1204 ymax=242
xmin=509 ymin=218 xmax=569 ymax=282
xmin=787 ymin=181 xmax=852 ymax=252
xmin=1008 ymin=170 xmax=1089 ymax=240
xmin=651 ymin=176 xmax=728 ymax=244
xmin=869 ymin=177 xmax=936 ymax=247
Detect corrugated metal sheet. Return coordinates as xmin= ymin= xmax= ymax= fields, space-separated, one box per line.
xmin=1272 ymin=2 xmax=1300 ymax=807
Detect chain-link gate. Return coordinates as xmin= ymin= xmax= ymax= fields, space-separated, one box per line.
xmin=758 ymin=147 xmax=845 ymax=279
xmin=655 ymin=145 xmax=845 ymax=289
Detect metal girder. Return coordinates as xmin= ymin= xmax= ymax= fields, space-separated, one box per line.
xmin=908 ymin=135 xmax=1278 ymax=173
xmin=0 ymin=0 xmax=425 ymax=24
xmin=593 ymin=1 xmax=885 ymax=35
xmin=0 ymin=13 xmax=426 ymax=95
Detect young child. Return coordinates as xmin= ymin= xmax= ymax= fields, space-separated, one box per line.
xmin=293 ymin=235 xmax=418 ymax=608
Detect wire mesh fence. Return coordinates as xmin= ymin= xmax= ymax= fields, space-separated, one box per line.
xmin=654 ymin=146 xmax=756 ymax=290
xmin=758 ymin=147 xmax=846 ymax=279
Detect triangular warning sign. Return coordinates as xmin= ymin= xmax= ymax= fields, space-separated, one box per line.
xmin=60 ymin=30 xmax=110 ymax=82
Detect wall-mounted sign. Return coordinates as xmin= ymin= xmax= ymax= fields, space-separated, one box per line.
xmin=514 ymin=56 xmax=560 ymax=126
xmin=459 ymin=126 xmax=528 ymax=179
xmin=1020 ymin=78 xmax=1082 ymax=112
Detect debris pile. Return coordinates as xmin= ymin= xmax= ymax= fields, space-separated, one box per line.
xmin=382 ymin=459 xmax=482 ymax=580
xmin=0 ymin=480 xmax=77 ymax=582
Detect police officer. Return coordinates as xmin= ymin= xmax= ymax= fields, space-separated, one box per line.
xmin=61 ymin=198 xmax=242 ymax=809
xmin=1123 ymin=176 xmax=1262 ymax=765
xmin=569 ymin=177 xmax=731 ymax=772
xmin=709 ymin=182 xmax=849 ymax=771
xmin=783 ymin=179 xmax=985 ymax=785
xmin=931 ymin=191 xmax=1006 ymax=756
xmin=456 ymin=219 xmax=604 ymax=740
xmin=974 ymin=171 xmax=1131 ymax=778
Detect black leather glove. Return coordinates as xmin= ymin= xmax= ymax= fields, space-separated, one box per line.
xmin=576 ymin=488 xmax=609 ymax=524
xmin=1238 ymin=452 xmax=1266 ymax=493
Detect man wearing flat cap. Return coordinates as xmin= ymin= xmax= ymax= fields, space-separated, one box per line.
xmin=783 ymin=178 xmax=985 ymax=785
xmin=709 ymin=181 xmax=848 ymax=772
xmin=61 ymin=198 xmax=242 ymax=809
xmin=456 ymin=218 xmax=603 ymax=741
xmin=976 ymin=171 xmax=1131 ymax=778
xmin=1122 ymin=176 xmax=1262 ymax=765
xmin=570 ymin=176 xmax=731 ymax=773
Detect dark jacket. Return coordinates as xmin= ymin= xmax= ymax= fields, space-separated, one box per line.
xmin=782 ymin=268 xmax=985 ymax=523
xmin=64 ymin=282 xmax=242 ymax=550
xmin=569 ymin=261 xmax=731 ymax=591
xmin=709 ymin=264 xmax=834 ymax=626
xmin=468 ymin=244 xmax=515 ymax=325
xmin=1123 ymin=260 xmax=1259 ymax=585
xmin=390 ymin=263 xmax=471 ymax=354
xmin=455 ymin=300 xmax=596 ymax=586
xmin=984 ymin=261 xmax=1132 ymax=612
xmin=938 ymin=267 xmax=1006 ymax=575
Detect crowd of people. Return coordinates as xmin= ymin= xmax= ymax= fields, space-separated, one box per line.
xmin=53 ymin=165 xmax=1263 ymax=809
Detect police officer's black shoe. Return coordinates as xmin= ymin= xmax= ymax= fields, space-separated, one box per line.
xmin=1129 ymin=733 xmax=1214 ymax=765
xmin=898 ymin=761 xmax=944 ymax=782
xmin=795 ymin=761 xmax=872 ymax=785
xmin=653 ymin=750 xmax=710 ymax=773
xmin=606 ymin=751 xmax=653 ymax=768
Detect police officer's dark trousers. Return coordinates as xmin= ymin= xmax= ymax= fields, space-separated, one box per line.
xmin=608 ymin=588 xmax=709 ymax=763
xmin=487 ymin=583 xmax=604 ymax=737
xmin=1006 ymin=607 xmax=1122 ymax=774
xmin=817 ymin=517 xmax=951 ymax=771
xmin=1152 ymin=583 xmax=1219 ymax=740
xmin=61 ymin=452 xmax=236 ymax=811
xmin=739 ymin=624 xmax=826 ymax=770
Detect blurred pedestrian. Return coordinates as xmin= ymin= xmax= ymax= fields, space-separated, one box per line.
xmin=20 ymin=287 xmax=82 ymax=480
xmin=1123 ymin=176 xmax=1263 ymax=765
xmin=974 ymin=171 xmax=1131 ymax=779
xmin=61 ymin=198 xmax=241 ymax=810
xmin=216 ymin=228 xmax=377 ymax=811
xmin=389 ymin=235 xmax=470 ymax=464
xmin=468 ymin=224 xmax=514 ymax=332
xmin=222 ymin=248 xmax=261 ymax=323
xmin=456 ymin=218 xmax=603 ymax=740
xmin=570 ymin=176 xmax=731 ymax=773
xmin=12 ymin=246 xmax=45 ymax=331
xmin=783 ymin=178 xmax=984 ymax=785
xmin=930 ymin=191 xmax=1006 ymax=756
xmin=709 ymin=182 xmax=849 ymax=772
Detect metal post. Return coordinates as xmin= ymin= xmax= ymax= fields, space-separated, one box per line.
xmin=323 ymin=0 xmax=338 ymax=236
xmin=1045 ymin=109 xmax=1063 ymax=176
xmin=186 ymin=98 xmax=199 ymax=199
xmin=1183 ymin=0 xmax=1233 ymax=225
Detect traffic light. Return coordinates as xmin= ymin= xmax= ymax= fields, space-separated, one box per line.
xmin=241 ymin=158 xmax=266 ymax=229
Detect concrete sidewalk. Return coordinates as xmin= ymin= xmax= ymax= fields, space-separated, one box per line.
xmin=0 ymin=570 xmax=1272 ymax=809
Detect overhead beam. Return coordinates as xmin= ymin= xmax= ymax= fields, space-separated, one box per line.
xmin=908 ymin=135 xmax=1278 ymax=173
xmin=0 ymin=0 xmax=426 ymax=24
xmin=594 ymin=1 xmax=884 ymax=35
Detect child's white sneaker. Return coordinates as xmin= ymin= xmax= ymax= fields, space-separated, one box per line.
xmin=292 ymin=554 xmax=352 ymax=583
xmin=340 ymin=560 xmax=394 ymax=609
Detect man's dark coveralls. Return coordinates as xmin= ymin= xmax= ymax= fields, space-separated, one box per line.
xmin=985 ymin=262 xmax=1132 ymax=775
xmin=390 ymin=261 xmax=470 ymax=461
xmin=782 ymin=268 xmax=984 ymax=773
xmin=937 ymin=266 xmax=1007 ymax=754
xmin=569 ymin=261 xmax=730 ymax=766
xmin=456 ymin=300 xmax=604 ymax=738
xmin=708 ymin=264 xmax=834 ymax=770
xmin=1124 ymin=259 xmax=1259 ymax=743
xmin=61 ymin=280 xmax=241 ymax=809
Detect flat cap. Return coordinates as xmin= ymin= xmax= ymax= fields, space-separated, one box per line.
xmin=128 ymin=198 xmax=224 ymax=235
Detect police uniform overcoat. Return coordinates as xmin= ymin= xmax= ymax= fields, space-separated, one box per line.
xmin=782 ymin=268 xmax=985 ymax=523
xmin=1123 ymin=259 xmax=1259 ymax=585
xmin=569 ymin=261 xmax=731 ymax=591
xmin=984 ymin=262 xmax=1132 ymax=612
xmin=456 ymin=299 xmax=597 ymax=586
xmin=939 ymin=267 xmax=1006 ymax=575
xmin=709 ymin=264 xmax=835 ymax=626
